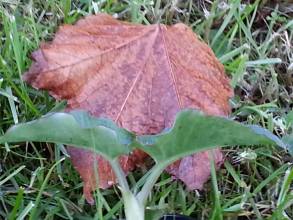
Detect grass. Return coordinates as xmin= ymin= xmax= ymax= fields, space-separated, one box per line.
xmin=0 ymin=0 xmax=292 ymax=219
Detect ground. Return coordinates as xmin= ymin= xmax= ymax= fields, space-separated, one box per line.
xmin=0 ymin=0 xmax=292 ymax=219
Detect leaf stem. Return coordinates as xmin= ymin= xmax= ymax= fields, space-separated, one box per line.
xmin=122 ymin=190 xmax=144 ymax=220
xmin=110 ymin=159 xmax=145 ymax=220
xmin=110 ymin=159 xmax=130 ymax=192
xmin=136 ymin=163 xmax=165 ymax=205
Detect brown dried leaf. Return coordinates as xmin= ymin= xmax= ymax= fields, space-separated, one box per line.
xmin=24 ymin=14 xmax=233 ymax=203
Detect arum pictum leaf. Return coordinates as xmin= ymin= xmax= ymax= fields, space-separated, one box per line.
xmin=0 ymin=111 xmax=132 ymax=160
xmin=137 ymin=110 xmax=288 ymax=164
xmin=0 ymin=110 xmax=290 ymax=197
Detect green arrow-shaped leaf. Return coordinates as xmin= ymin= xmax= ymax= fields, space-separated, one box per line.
xmin=0 ymin=111 xmax=133 ymax=160
xmin=0 ymin=109 xmax=290 ymax=164
xmin=136 ymin=110 xmax=289 ymax=164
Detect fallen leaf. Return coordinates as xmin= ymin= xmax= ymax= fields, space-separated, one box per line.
xmin=24 ymin=13 xmax=233 ymax=203
xmin=166 ymin=149 xmax=223 ymax=190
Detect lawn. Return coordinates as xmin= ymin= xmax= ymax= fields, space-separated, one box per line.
xmin=0 ymin=0 xmax=293 ymax=219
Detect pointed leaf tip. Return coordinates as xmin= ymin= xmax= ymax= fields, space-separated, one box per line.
xmin=282 ymin=135 xmax=293 ymax=155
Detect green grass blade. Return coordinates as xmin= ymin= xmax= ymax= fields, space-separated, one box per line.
xmin=8 ymin=187 xmax=24 ymax=220
xmin=16 ymin=201 xmax=35 ymax=220
xmin=29 ymin=158 xmax=65 ymax=220
xmin=211 ymin=0 xmax=239 ymax=47
xmin=209 ymin=152 xmax=222 ymax=220
xmin=0 ymin=165 xmax=26 ymax=186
